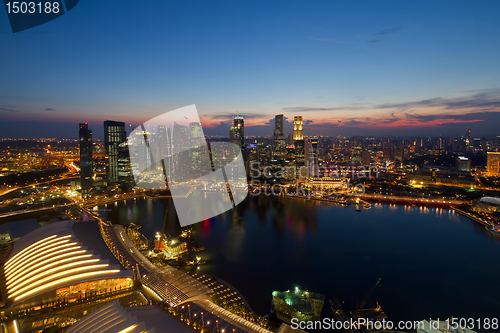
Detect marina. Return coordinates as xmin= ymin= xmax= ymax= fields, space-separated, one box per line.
xmin=97 ymin=195 xmax=500 ymax=326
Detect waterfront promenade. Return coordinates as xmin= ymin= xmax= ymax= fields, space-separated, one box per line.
xmin=283 ymin=192 xmax=462 ymax=207
xmin=450 ymin=205 xmax=493 ymax=226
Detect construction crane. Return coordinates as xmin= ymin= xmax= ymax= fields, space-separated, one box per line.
xmin=359 ymin=278 xmax=381 ymax=309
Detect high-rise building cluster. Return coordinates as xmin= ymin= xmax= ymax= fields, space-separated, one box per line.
xmin=228 ymin=113 xmax=318 ymax=180
xmin=78 ymin=120 xmax=133 ymax=199
xmin=78 ymin=119 xmax=500 ymax=197
xmin=228 ymin=121 xmax=500 ymax=183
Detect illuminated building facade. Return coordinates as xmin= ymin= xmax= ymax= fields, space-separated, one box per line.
xmin=456 ymin=156 xmax=471 ymax=172
xmin=189 ymin=122 xmax=203 ymax=176
xmin=1 ymin=220 xmax=133 ymax=313
xmin=487 ymin=152 xmax=500 ymax=175
xmin=104 ymin=120 xmax=128 ymax=184
xmin=230 ymin=116 xmax=244 ymax=149
xmin=272 ymin=114 xmax=286 ymax=167
xmin=305 ymin=137 xmax=319 ymax=177
xmin=172 ymin=122 xmax=189 ymax=182
xmin=293 ymin=116 xmax=305 ymax=178
xmin=293 ymin=116 xmax=303 ymax=141
xmin=155 ymin=125 xmax=173 ymax=182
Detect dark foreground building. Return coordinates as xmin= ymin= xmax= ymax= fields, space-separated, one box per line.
xmin=79 ymin=123 xmax=93 ymax=199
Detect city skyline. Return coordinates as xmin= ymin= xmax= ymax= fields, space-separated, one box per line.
xmin=1 ymin=2 xmax=500 ymax=332
xmin=1 ymin=1 xmax=500 ymax=138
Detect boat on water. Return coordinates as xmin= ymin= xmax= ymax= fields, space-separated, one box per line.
xmin=328 ymin=298 xmax=361 ymax=333
xmin=485 ymin=223 xmax=500 ymax=235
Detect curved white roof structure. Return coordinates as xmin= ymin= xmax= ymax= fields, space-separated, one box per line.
xmin=3 ymin=220 xmax=131 ymax=305
xmin=480 ymin=197 xmax=500 ymax=206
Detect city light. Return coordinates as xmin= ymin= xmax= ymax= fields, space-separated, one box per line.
xmin=14 ymin=270 xmax=121 ymax=301
xmin=118 ymin=325 xmax=138 ymax=333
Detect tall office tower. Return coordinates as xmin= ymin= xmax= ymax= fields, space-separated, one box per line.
xmin=272 ymin=114 xmax=286 ymax=167
xmin=465 ymin=130 xmax=473 ymax=152
xmin=394 ymin=147 xmax=403 ymax=168
xmin=104 ymin=120 xmax=127 ymax=184
xmin=292 ymin=116 xmax=305 ymax=178
xmin=294 ymin=139 xmax=305 ymax=178
xmin=172 ymin=122 xmax=189 ymax=182
xmin=487 ymin=152 xmax=500 ymax=175
xmin=229 ymin=116 xmax=244 ymax=149
xmin=117 ymin=140 xmax=133 ymax=185
xmin=189 ymin=122 xmax=202 ymax=147
xmin=257 ymin=142 xmax=271 ymax=174
xmin=439 ymin=137 xmax=445 ymax=150
xmin=305 ymin=137 xmax=319 ymax=177
xmin=155 ymin=125 xmax=172 ymax=184
xmin=79 ymin=123 xmax=93 ymax=199
xmin=275 ymin=114 xmax=284 ymax=136
xmin=293 ymin=116 xmax=303 ymax=141
xmin=473 ymin=138 xmax=481 ymax=151
xmin=189 ymin=122 xmax=204 ymax=176
xmin=244 ymin=142 xmax=259 ymax=177
xmin=234 ymin=116 xmax=244 ymax=142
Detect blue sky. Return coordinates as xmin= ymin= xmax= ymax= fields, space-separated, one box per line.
xmin=1 ymin=0 xmax=500 ymax=139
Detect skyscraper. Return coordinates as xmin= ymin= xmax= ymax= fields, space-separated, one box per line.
xmin=292 ymin=116 xmax=305 ymax=178
xmin=104 ymin=120 xmax=127 ymax=184
xmin=272 ymin=114 xmax=286 ymax=167
xmin=155 ymin=125 xmax=172 ymax=183
xmin=229 ymin=116 xmax=244 ymax=149
xmin=275 ymin=114 xmax=284 ymax=137
xmin=466 ymin=130 xmax=472 ymax=152
xmin=189 ymin=122 xmax=204 ymax=176
xmin=79 ymin=123 xmax=93 ymax=199
xmin=293 ymin=116 xmax=303 ymax=141
xmin=305 ymin=137 xmax=319 ymax=177
xmin=487 ymin=152 xmax=500 ymax=175
xmin=172 ymin=122 xmax=189 ymax=182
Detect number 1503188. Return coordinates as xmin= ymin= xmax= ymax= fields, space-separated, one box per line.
xmin=5 ymin=2 xmax=60 ymax=14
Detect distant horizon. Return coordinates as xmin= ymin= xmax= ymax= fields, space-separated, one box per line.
xmin=2 ymin=1 xmax=500 ymax=139
xmin=0 ymin=117 xmax=498 ymax=141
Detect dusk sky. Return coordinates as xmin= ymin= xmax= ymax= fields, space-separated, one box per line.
xmin=1 ymin=0 xmax=500 ymax=139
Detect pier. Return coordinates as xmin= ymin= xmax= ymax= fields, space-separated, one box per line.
xmin=450 ymin=205 xmax=493 ymax=227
